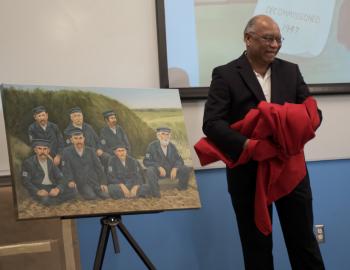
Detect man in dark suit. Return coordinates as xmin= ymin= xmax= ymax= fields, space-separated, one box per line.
xmin=61 ymin=127 xmax=109 ymax=200
xmin=203 ymin=15 xmax=325 ymax=270
xmin=64 ymin=107 xmax=103 ymax=155
xmin=28 ymin=106 xmax=65 ymax=166
xmin=143 ymin=127 xmax=191 ymax=191
xmin=21 ymin=139 xmax=76 ymax=205
xmin=107 ymin=143 xmax=156 ymax=199
xmin=100 ymin=110 xmax=131 ymax=155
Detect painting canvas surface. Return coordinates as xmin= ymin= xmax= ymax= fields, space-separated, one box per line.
xmin=1 ymin=84 xmax=200 ymax=219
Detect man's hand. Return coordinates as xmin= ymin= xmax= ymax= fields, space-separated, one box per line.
xmin=100 ymin=185 xmax=108 ymax=193
xmin=49 ymin=187 xmax=60 ymax=197
xmin=119 ymin=184 xmax=131 ymax=198
xmin=158 ymin=167 xmax=166 ymax=177
xmin=53 ymin=155 xmax=61 ymax=166
xmin=170 ymin=168 xmax=178 ymax=180
xmin=37 ymin=189 xmax=49 ymax=197
xmin=130 ymin=185 xmax=140 ymax=197
xmin=68 ymin=181 xmax=77 ymax=189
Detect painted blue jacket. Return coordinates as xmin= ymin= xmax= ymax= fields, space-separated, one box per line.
xmin=21 ymin=155 xmax=66 ymax=194
xmin=143 ymin=140 xmax=184 ymax=172
xmin=107 ymin=155 xmax=142 ymax=189
xmin=100 ymin=125 xmax=131 ymax=154
xmin=28 ymin=121 xmax=65 ymax=157
xmin=61 ymin=145 xmax=107 ymax=187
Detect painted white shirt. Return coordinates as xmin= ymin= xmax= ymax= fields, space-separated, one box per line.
xmin=39 ymin=159 xmax=53 ymax=185
xmin=161 ymin=145 xmax=168 ymax=156
xmin=110 ymin=127 xmax=117 ymax=134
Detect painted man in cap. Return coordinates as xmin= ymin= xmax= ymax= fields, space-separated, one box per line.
xmin=21 ymin=139 xmax=76 ymax=205
xmin=100 ymin=110 xmax=131 ymax=155
xmin=61 ymin=128 xmax=109 ymax=200
xmin=107 ymin=143 xmax=158 ymax=199
xmin=28 ymin=105 xmax=65 ymax=166
xmin=64 ymin=106 xmax=104 ymax=157
xmin=143 ymin=127 xmax=191 ymax=191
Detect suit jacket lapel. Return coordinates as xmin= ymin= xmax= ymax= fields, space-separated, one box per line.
xmin=270 ymin=59 xmax=285 ymax=104
xmin=34 ymin=156 xmax=45 ymax=175
xmin=236 ymin=54 xmax=266 ymax=101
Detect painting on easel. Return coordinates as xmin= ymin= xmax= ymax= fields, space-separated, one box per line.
xmin=1 ymin=84 xmax=200 ymax=219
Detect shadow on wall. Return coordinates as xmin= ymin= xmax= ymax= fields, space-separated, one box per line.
xmin=169 ymin=67 xmax=190 ymax=88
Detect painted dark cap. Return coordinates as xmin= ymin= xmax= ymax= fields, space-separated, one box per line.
xmin=65 ymin=127 xmax=83 ymax=137
xmin=32 ymin=106 xmax=46 ymax=115
xmin=32 ymin=138 xmax=50 ymax=148
xmin=69 ymin=106 xmax=82 ymax=114
xmin=156 ymin=127 xmax=171 ymax=133
xmin=111 ymin=143 xmax=127 ymax=151
xmin=102 ymin=110 xmax=116 ymax=119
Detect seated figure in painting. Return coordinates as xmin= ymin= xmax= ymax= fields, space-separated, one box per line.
xmin=61 ymin=127 xmax=109 ymax=200
xmin=143 ymin=127 xmax=191 ymax=191
xmin=28 ymin=106 xmax=65 ymax=166
xmin=21 ymin=139 xmax=77 ymax=205
xmin=107 ymin=143 xmax=159 ymax=199
xmin=100 ymin=110 xmax=131 ymax=155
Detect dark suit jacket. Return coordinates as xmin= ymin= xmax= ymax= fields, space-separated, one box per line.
xmin=203 ymin=52 xmax=319 ymax=160
xmin=203 ymin=53 xmax=321 ymax=192
xmin=100 ymin=125 xmax=131 ymax=155
xmin=28 ymin=121 xmax=65 ymax=157
xmin=21 ymin=155 xmax=66 ymax=194
xmin=143 ymin=140 xmax=184 ymax=173
xmin=107 ymin=155 xmax=142 ymax=188
xmin=61 ymin=145 xmax=107 ymax=187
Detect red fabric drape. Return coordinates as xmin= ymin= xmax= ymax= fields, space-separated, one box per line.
xmin=195 ymin=97 xmax=320 ymax=235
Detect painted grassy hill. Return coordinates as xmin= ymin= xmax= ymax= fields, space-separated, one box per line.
xmin=1 ymin=86 xmax=155 ymax=159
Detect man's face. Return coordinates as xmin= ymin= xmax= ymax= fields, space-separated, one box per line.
xmin=71 ymin=134 xmax=85 ymax=149
xmin=106 ymin=115 xmax=117 ymax=128
xmin=70 ymin=112 xmax=83 ymax=126
xmin=157 ymin=132 xmax=171 ymax=146
xmin=114 ymin=148 xmax=127 ymax=161
xmin=245 ymin=17 xmax=282 ymax=66
xmin=34 ymin=145 xmax=50 ymax=161
xmin=34 ymin=112 xmax=48 ymax=126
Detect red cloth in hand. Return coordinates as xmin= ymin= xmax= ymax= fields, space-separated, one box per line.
xmin=252 ymin=139 xmax=279 ymax=161
xmin=194 ymin=97 xmax=320 ymax=235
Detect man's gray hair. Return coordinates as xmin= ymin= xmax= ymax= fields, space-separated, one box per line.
xmin=244 ymin=15 xmax=276 ymax=37
xmin=243 ymin=16 xmax=259 ymax=36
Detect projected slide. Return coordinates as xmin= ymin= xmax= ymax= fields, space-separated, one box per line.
xmin=254 ymin=0 xmax=335 ymax=57
xmin=164 ymin=0 xmax=350 ymax=87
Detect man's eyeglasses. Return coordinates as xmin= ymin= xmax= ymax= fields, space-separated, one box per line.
xmin=248 ymin=32 xmax=284 ymax=45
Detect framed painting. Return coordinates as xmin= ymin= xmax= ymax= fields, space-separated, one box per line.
xmin=1 ymin=84 xmax=200 ymax=219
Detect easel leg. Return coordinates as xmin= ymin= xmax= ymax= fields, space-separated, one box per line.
xmin=93 ymin=216 xmax=156 ymax=270
xmin=93 ymin=218 xmax=111 ymax=270
xmin=117 ymin=219 xmax=156 ymax=270
xmin=110 ymin=222 xmax=120 ymax=254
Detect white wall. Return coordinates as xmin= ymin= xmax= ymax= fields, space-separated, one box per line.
xmin=0 ymin=0 xmax=159 ymax=175
xmin=1 ymin=0 xmax=349 ymax=176
xmin=182 ymin=95 xmax=350 ymax=169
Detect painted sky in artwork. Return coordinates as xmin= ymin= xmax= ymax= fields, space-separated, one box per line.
xmin=1 ymin=84 xmax=182 ymax=109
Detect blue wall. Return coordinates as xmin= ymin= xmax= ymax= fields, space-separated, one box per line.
xmin=77 ymin=159 xmax=350 ymax=269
